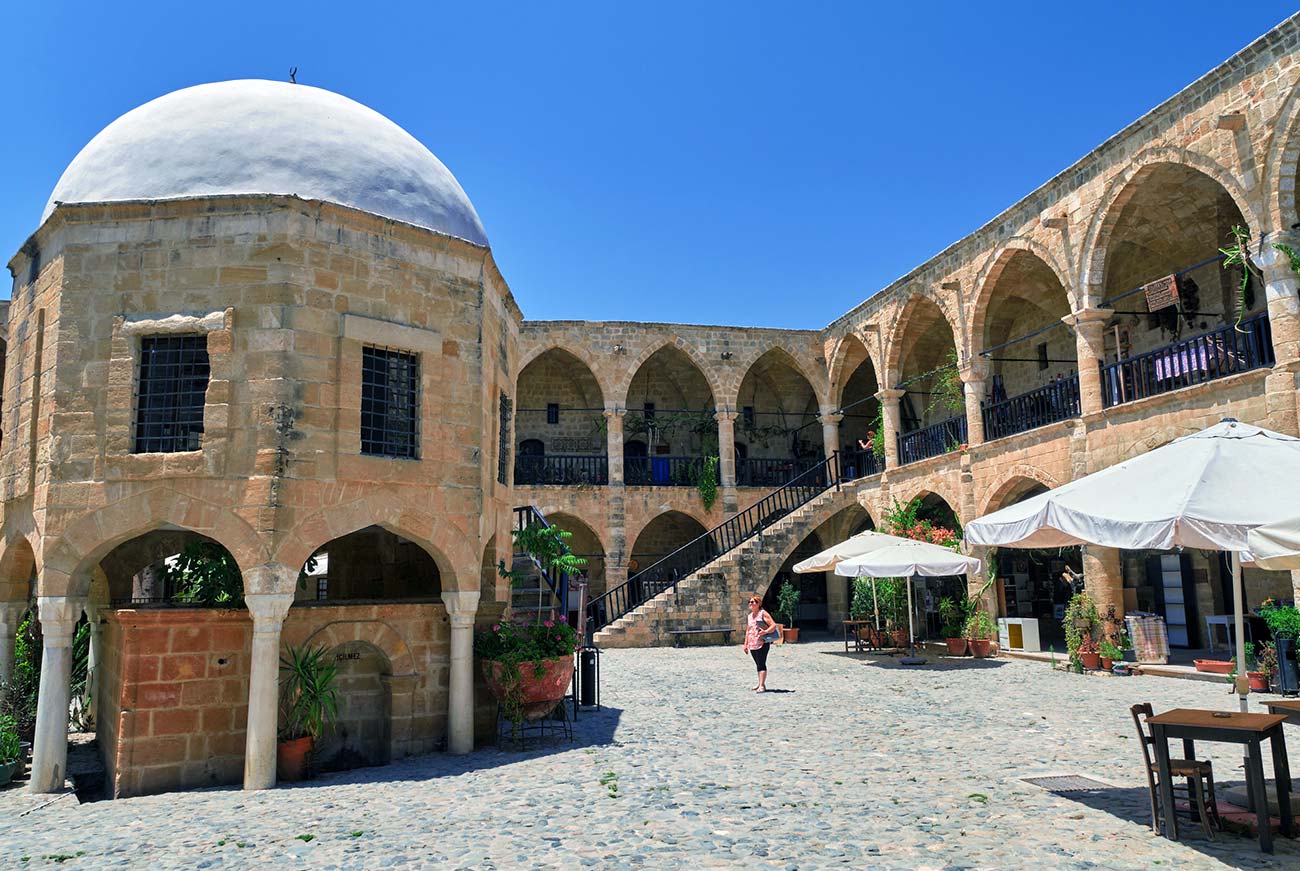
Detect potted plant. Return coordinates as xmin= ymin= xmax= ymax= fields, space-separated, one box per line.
xmin=1077 ymin=635 xmax=1101 ymax=670
xmin=1260 ymin=599 xmax=1300 ymax=695
xmin=939 ymin=596 xmax=968 ymax=656
xmin=476 ymin=618 xmax=579 ymax=728
xmin=966 ymin=610 xmax=996 ymax=658
xmin=1099 ymin=638 xmax=1123 ymax=671
xmin=277 ymin=645 xmax=339 ymax=782
xmin=1257 ymin=642 xmax=1278 ymax=692
xmin=1063 ymin=592 xmax=1100 ymax=672
xmin=0 ymin=714 xmax=21 ymax=787
xmin=850 ymin=577 xmax=877 ymax=643
xmin=776 ymin=580 xmax=801 ymax=643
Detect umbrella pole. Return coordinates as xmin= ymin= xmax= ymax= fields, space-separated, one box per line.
xmin=901 ymin=575 xmax=925 ymax=665
xmin=871 ymin=577 xmax=880 ymax=631
xmin=1232 ymin=550 xmax=1249 ymax=713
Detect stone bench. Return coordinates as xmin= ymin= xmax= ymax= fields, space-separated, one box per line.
xmin=668 ymin=627 xmax=734 ymax=647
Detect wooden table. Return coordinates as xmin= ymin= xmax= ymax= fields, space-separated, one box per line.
xmin=1264 ymin=699 xmax=1300 ymax=726
xmin=1146 ymin=708 xmax=1292 ymax=852
xmin=842 ymin=620 xmax=873 ymax=653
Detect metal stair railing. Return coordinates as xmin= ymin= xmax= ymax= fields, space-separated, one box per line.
xmin=586 ymin=451 xmax=843 ymax=639
xmin=512 ymin=505 xmax=573 ymax=624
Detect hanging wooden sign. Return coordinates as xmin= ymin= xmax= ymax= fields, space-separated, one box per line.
xmin=1143 ymin=274 xmax=1179 ymax=311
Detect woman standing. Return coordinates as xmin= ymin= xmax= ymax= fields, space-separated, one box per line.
xmin=743 ymin=595 xmax=779 ymax=692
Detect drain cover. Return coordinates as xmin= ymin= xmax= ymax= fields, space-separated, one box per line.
xmin=1022 ymin=775 xmax=1113 ymax=793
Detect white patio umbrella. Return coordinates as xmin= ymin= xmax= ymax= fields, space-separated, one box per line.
xmin=834 ymin=540 xmax=981 ymax=662
xmin=965 ymin=418 xmax=1300 ymax=710
xmin=792 ymin=529 xmax=922 ymax=629
xmin=1247 ymin=515 xmax=1300 ymax=571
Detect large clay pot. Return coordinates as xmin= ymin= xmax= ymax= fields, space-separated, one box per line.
xmin=1193 ymin=659 xmax=1235 ymax=675
xmin=483 ymin=655 xmax=576 ymax=721
xmin=1079 ymin=652 xmax=1101 ymax=670
xmin=276 ymin=735 xmax=313 ymax=782
xmin=892 ymin=629 xmax=910 ymax=648
xmin=1100 ymin=657 xmax=1114 ymax=671
xmin=968 ymin=639 xmax=993 ymax=658
xmin=1248 ymin=671 xmax=1269 ymax=692
xmin=782 ymin=627 xmax=800 ymax=644
xmin=945 ymin=638 xmax=968 ymax=656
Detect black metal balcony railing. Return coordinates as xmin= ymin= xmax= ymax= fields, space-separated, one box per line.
xmin=514 ymin=454 xmax=609 ymax=486
xmin=587 ymin=452 xmax=844 ymax=637
xmin=735 ymin=456 xmax=821 ymax=488
xmin=897 ymin=414 xmax=968 ymax=465
xmin=1101 ymin=313 xmax=1274 ymax=409
xmin=837 ymin=448 xmax=882 ymax=481
xmin=981 ymin=375 xmax=1081 ymax=441
xmin=624 ymin=455 xmax=706 ymax=486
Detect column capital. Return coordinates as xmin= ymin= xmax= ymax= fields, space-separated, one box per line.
xmin=714 ymin=410 xmax=738 ymax=423
xmin=958 ymin=360 xmax=990 ymax=383
xmin=242 ymin=562 xmax=299 ymax=597
xmin=602 ymin=406 xmax=626 ymax=422
xmin=37 ymin=596 xmax=86 ymax=646
xmin=244 ymin=591 xmax=294 ymax=633
xmin=443 ymin=590 xmax=480 ymax=628
xmin=817 ymin=411 xmax=844 ymax=426
xmin=1065 ymin=307 xmax=1114 ymax=328
xmin=0 ymin=600 xmax=27 ymax=629
xmin=1256 ymin=232 xmax=1300 ymax=282
xmin=876 ymin=388 xmax=905 ymax=403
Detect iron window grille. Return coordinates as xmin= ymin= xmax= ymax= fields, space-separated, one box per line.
xmin=316 ymin=577 xmax=329 ymax=601
xmin=498 ymin=392 xmax=513 ymax=485
xmin=546 ymin=402 xmax=560 ymax=425
xmin=133 ymin=334 xmax=210 ymax=454
xmin=361 ymin=345 xmax=420 ymax=459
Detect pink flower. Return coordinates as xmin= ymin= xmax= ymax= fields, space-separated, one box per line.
xmin=544 ymin=619 xmax=555 ymax=628
xmin=492 ymin=624 xmax=501 ymax=632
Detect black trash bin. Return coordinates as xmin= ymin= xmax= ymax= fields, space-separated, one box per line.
xmin=579 ymin=647 xmax=599 ymax=708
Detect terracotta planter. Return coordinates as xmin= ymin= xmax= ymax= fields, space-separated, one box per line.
xmin=782 ymin=627 xmax=800 ymax=644
xmin=969 ymin=639 xmax=993 ymax=658
xmin=483 ymin=655 xmax=576 ymax=721
xmin=1194 ymin=659 xmax=1235 ymax=675
xmin=1248 ymin=671 xmax=1269 ymax=692
xmin=1100 ymin=657 xmax=1114 ymax=671
xmin=892 ymin=629 xmax=910 ymax=648
xmin=1079 ymin=652 xmax=1101 ymax=670
xmin=276 ymin=735 xmax=313 ymax=782
xmin=944 ymin=638 xmax=968 ymax=656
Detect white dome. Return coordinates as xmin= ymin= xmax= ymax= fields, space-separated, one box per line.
xmin=43 ymin=79 xmax=488 ymax=246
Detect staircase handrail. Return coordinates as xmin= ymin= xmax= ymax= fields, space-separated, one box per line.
xmin=586 ymin=451 xmax=842 ymax=638
xmin=513 ymin=505 xmax=571 ymax=620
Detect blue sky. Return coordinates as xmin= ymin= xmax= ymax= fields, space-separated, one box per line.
xmin=3 ymin=2 xmax=1297 ymax=328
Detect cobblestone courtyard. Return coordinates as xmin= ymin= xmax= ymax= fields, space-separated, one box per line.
xmin=3 ymin=641 xmax=1299 ymax=869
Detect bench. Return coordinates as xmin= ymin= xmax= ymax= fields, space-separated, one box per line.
xmin=668 ymin=627 xmax=734 ymax=647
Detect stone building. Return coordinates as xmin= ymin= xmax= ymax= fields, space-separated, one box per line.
xmin=6 ymin=17 xmax=1300 ymax=798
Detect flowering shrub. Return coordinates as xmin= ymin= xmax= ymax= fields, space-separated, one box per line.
xmin=474 ymin=618 xmax=579 ymax=666
xmin=880 ymin=497 xmax=961 ymax=550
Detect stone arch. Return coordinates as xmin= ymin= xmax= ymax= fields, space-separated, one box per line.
xmin=731 ymin=346 xmax=826 ymax=464
xmin=884 ymin=290 xmax=963 ymax=386
xmin=298 ymin=619 xmax=417 ymax=677
xmin=723 ymin=344 xmax=829 ymax=412
xmin=274 ymin=495 xmax=475 ymax=593
xmin=828 ymin=332 xmax=881 ymax=409
xmin=0 ymin=532 xmax=37 ymax=603
xmin=542 ymin=511 xmax=609 ymax=598
xmin=1081 ymin=149 xmax=1262 ymax=307
xmin=980 ymin=467 xmax=1062 ymax=517
xmin=968 ymin=240 xmax=1076 ymax=357
xmin=518 ymin=342 xmax=613 ymax=404
xmin=889 ymin=484 xmax=964 ymax=529
xmin=1262 ymin=74 xmax=1300 ymax=234
xmin=618 ymin=339 xmax=723 ymax=411
xmin=43 ymin=489 xmax=270 ymax=598
xmin=627 ymin=510 xmax=710 ymax=574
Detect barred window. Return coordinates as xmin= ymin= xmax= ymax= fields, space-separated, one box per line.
xmin=134 ymin=335 xmax=210 ymax=453
xmin=361 ymin=346 xmax=420 ymax=459
xmin=497 ymin=392 xmax=513 ymax=485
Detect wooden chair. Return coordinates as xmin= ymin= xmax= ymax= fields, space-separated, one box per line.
xmin=1130 ymin=703 xmax=1222 ymax=839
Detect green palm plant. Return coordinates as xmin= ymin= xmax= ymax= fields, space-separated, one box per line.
xmin=278 ymin=645 xmax=339 ymax=741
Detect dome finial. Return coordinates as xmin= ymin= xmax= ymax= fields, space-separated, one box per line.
xmin=289 ymin=66 xmax=297 ymax=84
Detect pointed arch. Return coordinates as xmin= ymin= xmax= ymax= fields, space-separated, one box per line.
xmin=969 ymin=240 xmax=1075 ymax=358
xmin=827 ymin=332 xmax=880 ymax=410
xmin=517 ymin=344 xmax=611 ymax=411
xmin=1262 ymin=73 xmax=1300 ymax=234
xmin=980 ymin=467 xmax=1061 ymax=516
xmin=618 ymin=340 xmax=722 ymax=410
xmin=884 ymin=291 xmax=963 ymax=386
xmin=723 ymin=344 xmax=828 ymax=412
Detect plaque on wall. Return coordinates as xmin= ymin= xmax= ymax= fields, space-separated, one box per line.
xmin=1143 ymin=274 xmax=1179 ymax=312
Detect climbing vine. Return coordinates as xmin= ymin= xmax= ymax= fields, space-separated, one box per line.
xmin=697 ymin=456 xmax=719 ymax=510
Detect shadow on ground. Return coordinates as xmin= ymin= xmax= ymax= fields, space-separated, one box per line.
xmin=820 ymin=650 xmax=1010 ymax=671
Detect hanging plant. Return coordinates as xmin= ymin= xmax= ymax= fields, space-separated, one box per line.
xmin=1220 ymin=225 xmax=1262 ymax=331
xmin=697 ymin=456 xmax=719 ymax=510
xmin=927 ymin=350 xmax=965 ymax=416
xmin=867 ymin=405 xmax=885 ymax=462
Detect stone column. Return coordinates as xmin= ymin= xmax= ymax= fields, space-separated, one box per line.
xmin=443 ymin=590 xmax=480 ymax=754
xmin=1082 ymin=545 xmax=1124 ymax=620
xmin=0 ymin=601 xmax=27 ymax=686
xmin=242 ymin=589 xmax=294 ymax=790
xmin=959 ymin=362 xmax=988 ymax=447
xmin=877 ymin=388 xmax=904 ymax=470
xmin=83 ymin=602 xmax=104 ymax=726
xmin=603 ymin=407 xmax=626 ymax=487
xmin=1257 ymin=235 xmax=1300 ymax=435
xmin=818 ymin=410 xmax=843 ymax=463
xmin=29 ymin=595 xmax=86 ymax=793
xmin=715 ymin=409 xmax=738 ymax=513
xmin=1068 ymin=308 xmax=1113 ymax=416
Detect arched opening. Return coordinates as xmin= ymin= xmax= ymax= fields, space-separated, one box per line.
xmin=835 ymin=337 xmax=882 ymax=480
xmin=515 ymin=348 xmax=607 ymax=485
xmin=734 ymin=349 xmax=822 ymax=487
xmin=886 ymin=493 xmax=965 ymax=638
xmin=984 ymin=479 xmax=1081 ymax=651
xmin=315 ymin=640 xmax=392 ymax=771
xmin=975 ymin=251 xmax=1080 ymax=440
xmin=1099 ymin=163 xmax=1272 ymax=407
xmin=763 ymin=531 xmax=827 ymax=631
xmin=480 ymin=534 xmax=499 ymax=606
xmin=893 ymin=297 xmax=963 ymax=464
xmin=299 ymin=526 xmax=441 ymax=604
xmin=545 ymin=513 xmax=607 ymax=600
xmin=629 ymin=511 xmax=709 ymax=585
xmin=625 ymin=346 xmax=716 ymax=486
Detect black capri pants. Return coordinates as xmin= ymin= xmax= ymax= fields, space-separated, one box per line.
xmin=750 ymin=642 xmax=770 ymax=672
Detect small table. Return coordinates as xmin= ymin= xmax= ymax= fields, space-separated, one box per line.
xmin=1146 ymin=708 xmax=1292 ymax=852
xmin=1265 ymin=699 xmax=1300 ymax=726
xmin=1205 ymin=615 xmax=1253 ymax=654
xmin=842 ymin=619 xmax=873 ymax=653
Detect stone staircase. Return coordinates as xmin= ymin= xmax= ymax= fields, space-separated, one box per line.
xmin=593 ymin=487 xmax=852 ymax=648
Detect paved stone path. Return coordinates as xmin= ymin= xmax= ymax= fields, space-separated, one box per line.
xmin=3 ymin=640 xmax=1300 ymax=869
